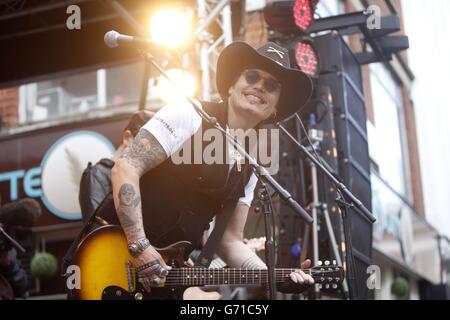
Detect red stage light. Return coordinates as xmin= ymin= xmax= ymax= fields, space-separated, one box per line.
xmin=295 ymin=42 xmax=319 ymax=77
xmin=293 ymin=0 xmax=313 ymax=31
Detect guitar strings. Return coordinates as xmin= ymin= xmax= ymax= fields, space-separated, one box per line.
xmin=127 ymin=267 xmax=340 ymax=273
xmin=128 ymin=269 xmax=342 ymax=279
xmin=130 ymin=269 xmax=342 ymax=285
xmin=128 ymin=269 xmax=342 ymax=276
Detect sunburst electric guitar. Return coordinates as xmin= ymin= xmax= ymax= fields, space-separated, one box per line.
xmin=72 ymin=225 xmax=344 ymax=300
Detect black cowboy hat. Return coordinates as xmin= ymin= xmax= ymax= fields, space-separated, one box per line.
xmin=216 ymin=41 xmax=313 ymax=123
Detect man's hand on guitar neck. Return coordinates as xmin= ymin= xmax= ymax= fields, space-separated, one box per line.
xmin=132 ymin=245 xmax=171 ymax=293
xmin=278 ymin=259 xmax=315 ymax=294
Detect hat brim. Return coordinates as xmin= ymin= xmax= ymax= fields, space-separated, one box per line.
xmin=216 ymin=42 xmax=313 ymax=123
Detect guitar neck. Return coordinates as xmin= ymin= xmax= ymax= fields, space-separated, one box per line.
xmin=165 ymin=268 xmax=309 ymax=286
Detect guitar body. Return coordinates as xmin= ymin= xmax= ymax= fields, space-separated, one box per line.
xmin=72 ymin=225 xmax=344 ymax=300
xmin=73 ymin=225 xmax=191 ymax=300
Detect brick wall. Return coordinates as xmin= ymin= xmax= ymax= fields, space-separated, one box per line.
xmin=0 ymin=88 xmax=19 ymax=129
xmin=401 ymin=88 xmax=425 ymax=214
xmin=244 ymin=11 xmax=268 ymax=48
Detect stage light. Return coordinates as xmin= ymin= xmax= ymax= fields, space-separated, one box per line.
xmin=264 ymin=0 xmax=319 ymax=34
xmin=295 ymin=41 xmax=319 ymax=77
xmin=150 ymin=8 xmax=193 ymax=48
xmin=293 ymin=0 xmax=314 ymax=32
xmin=155 ymin=68 xmax=197 ymax=103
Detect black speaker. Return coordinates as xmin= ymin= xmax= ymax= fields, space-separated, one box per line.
xmin=312 ymin=32 xmax=374 ymax=300
xmin=276 ymin=118 xmax=308 ymax=268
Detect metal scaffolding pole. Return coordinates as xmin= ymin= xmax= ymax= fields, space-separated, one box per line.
xmin=197 ymin=0 xmax=233 ymax=100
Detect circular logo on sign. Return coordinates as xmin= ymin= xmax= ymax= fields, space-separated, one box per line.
xmin=40 ymin=131 xmax=115 ymax=220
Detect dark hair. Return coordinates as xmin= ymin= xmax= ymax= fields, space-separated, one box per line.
xmin=123 ymin=110 xmax=155 ymax=137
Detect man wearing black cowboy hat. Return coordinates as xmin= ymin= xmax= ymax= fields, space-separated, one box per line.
xmin=111 ymin=41 xmax=314 ymax=299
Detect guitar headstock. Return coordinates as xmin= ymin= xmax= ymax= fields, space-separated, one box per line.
xmin=310 ymin=260 xmax=345 ymax=290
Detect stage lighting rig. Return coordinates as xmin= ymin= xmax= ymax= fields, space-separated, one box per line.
xmin=295 ymin=41 xmax=319 ymax=77
xmin=264 ymin=0 xmax=320 ymax=34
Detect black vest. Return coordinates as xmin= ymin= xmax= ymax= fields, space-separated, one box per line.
xmin=140 ymin=101 xmax=253 ymax=249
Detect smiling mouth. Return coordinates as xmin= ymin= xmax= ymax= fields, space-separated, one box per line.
xmin=244 ymin=93 xmax=266 ymax=105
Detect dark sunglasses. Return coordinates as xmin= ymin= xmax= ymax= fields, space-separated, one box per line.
xmin=243 ymin=70 xmax=280 ymax=93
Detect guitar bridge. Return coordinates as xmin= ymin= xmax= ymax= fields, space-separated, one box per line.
xmin=125 ymin=260 xmax=136 ymax=293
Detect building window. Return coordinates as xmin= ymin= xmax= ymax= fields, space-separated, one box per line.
xmin=18 ymin=61 xmax=145 ymax=124
xmin=367 ymin=62 xmax=409 ymax=198
xmin=106 ymin=62 xmax=143 ymax=108
xmin=20 ymin=71 xmax=97 ymax=122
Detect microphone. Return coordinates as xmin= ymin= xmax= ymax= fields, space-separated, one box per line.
xmin=104 ymin=30 xmax=157 ymax=49
xmin=0 ymin=198 xmax=42 ymax=228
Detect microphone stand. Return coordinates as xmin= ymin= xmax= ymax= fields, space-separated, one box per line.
xmin=138 ymin=51 xmax=313 ymax=300
xmin=255 ymin=183 xmax=277 ymax=300
xmin=276 ymin=117 xmax=375 ymax=224
xmin=276 ymin=115 xmax=376 ymax=300
xmin=0 ymin=226 xmax=26 ymax=253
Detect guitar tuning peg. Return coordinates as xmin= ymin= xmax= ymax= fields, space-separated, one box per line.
xmin=325 ymin=284 xmax=330 ymax=289
xmin=317 ymin=260 xmax=323 ymax=266
xmin=335 ymin=277 xmax=341 ymax=282
xmin=320 ymin=277 xmax=325 ymax=283
xmin=332 ymin=284 xmax=338 ymax=289
xmin=324 ymin=260 xmax=330 ymax=266
xmin=318 ymin=284 xmax=323 ymax=290
xmin=332 ymin=260 xmax=337 ymax=265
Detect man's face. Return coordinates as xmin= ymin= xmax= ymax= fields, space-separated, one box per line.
xmin=228 ymin=69 xmax=281 ymax=123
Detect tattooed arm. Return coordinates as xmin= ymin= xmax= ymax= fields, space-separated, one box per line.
xmin=111 ymin=129 xmax=170 ymax=291
xmin=112 ymin=129 xmax=166 ymax=242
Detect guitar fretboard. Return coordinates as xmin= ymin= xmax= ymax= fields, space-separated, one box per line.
xmin=163 ymin=268 xmax=334 ymax=286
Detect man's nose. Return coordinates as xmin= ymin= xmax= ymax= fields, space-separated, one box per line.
xmin=252 ymin=80 xmax=265 ymax=92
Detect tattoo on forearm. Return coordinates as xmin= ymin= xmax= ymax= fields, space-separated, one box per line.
xmin=117 ymin=183 xmax=143 ymax=237
xmin=119 ymin=213 xmax=136 ymax=229
xmin=119 ymin=130 xmax=167 ymax=176
xmin=118 ymin=184 xmax=138 ymax=206
xmin=115 ymin=130 xmax=164 ymax=241
xmin=127 ymin=227 xmax=144 ymax=239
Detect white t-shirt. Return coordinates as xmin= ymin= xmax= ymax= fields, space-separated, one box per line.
xmin=142 ymin=100 xmax=257 ymax=207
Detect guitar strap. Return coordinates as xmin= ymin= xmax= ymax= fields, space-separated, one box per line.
xmin=194 ymin=199 xmax=237 ymax=268
xmin=61 ymin=192 xmax=113 ymax=278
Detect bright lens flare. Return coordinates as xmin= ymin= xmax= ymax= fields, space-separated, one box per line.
xmin=156 ymin=69 xmax=196 ymax=103
xmin=150 ymin=9 xmax=192 ymax=48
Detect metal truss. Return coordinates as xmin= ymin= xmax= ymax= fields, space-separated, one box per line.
xmin=196 ymin=0 xmax=233 ymax=100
